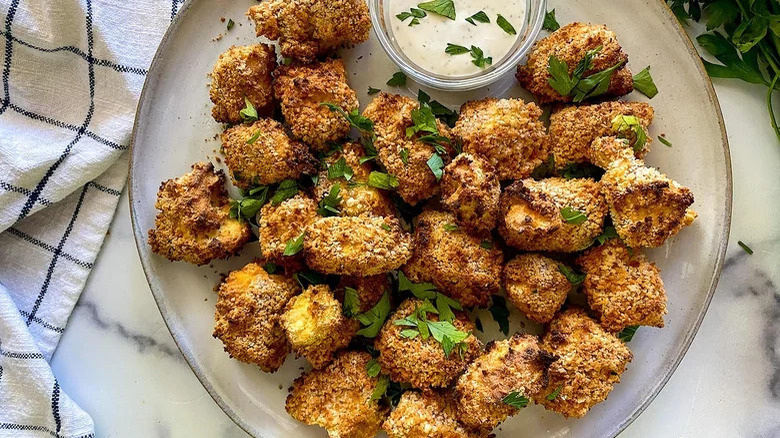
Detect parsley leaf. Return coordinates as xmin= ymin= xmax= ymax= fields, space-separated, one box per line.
xmin=571 ymin=60 xmax=626 ymax=102
xmin=293 ymin=270 xmax=327 ymax=288
xmin=387 ymin=71 xmax=408 ymax=87
xmin=407 ymin=103 xmax=439 ymax=137
xmin=617 ymin=325 xmax=639 ymax=342
xmin=558 ymin=264 xmax=586 ymax=286
xmin=611 ymin=115 xmax=648 ymax=153
xmin=356 ymin=292 xmax=392 ymax=338
xmin=321 ymin=103 xmax=374 ymax=132
xmin=465 ymin=10 xmax=489 ymax=25
xmin=317 ymin=183 xmax=342 ymax=217
xmin=262 ymin=262 xmax=278 ymax=274
xmin=595 ymin=226 xmax=619 ymax=245
xmin=239 ymin=97 xmax=258 ymax=123
xmin=368 ymin=86 xmax=381 ymax=95
xmin=270 ymin=179 xmax=298 ymax=205
xmin=445 ymin=43 xmax=470 ymax=55
xmin=343 ymin=286 xmax=361 ymax=317
xmin=283 ymin=232 xmax=305 ymax=256
xmin=560 ymin=206 xmax=588 ymax=224
xmin=226 ymin=19 xmax=235 ymax=31
xmin=543 ymin=9 xmax=560 ymax=31
xmin=502 ymin=391 xmax=530 ymax=409
xmin=546 ymin=386 xmax=563 ymax=401
xmin=327 ymin=157 xmax=354 ymax=181
xmin=246 ymin=129 xmax=262 ymax=144
xmin=632 ymin=66 xmax=659 ymax=98
xmin=531 ymin=153 xmax=556 ymax=179
xmin=496 ymin=14 xmax=517 ymax=35
xmin=228 ymin=185 xmax=269 ymax=222
xmin=738 ymin=240 xmax=754 ymax=255
xmin=469 ymin=45 xmax=492 ymax=68
xmin=417 ymin=0 xmax=456 ymax=20
xmin=368 ymin=172 xmax=399 ymax=190
xmin=427 ymin=320 xmax=470 ymax=357
xmin=657 ymin=135 xmax=673 ymax=147
xmin=480 ymin=240 xmax=493 ymax=249
xmin=397 ymin=7 xmax=427 ymax=23
xmin=547 ymin=55 xmax=576 ymax=96
xmin=488 ymin=295 xmax=510 ymax=336
xmin=400 ymin=148 xmax=409 ymax=165
xmin=365 ymin=358 xmax=381 ymax=377
xmin=443 ymin=223 xmax=459 ymax=232
xmin=426 ymin=153 xmax=445 ymax=180
xmin=418 ymin=90 xmax=459 ymax=127
xmin=547 ymin=47 xmax=627 ymax=102
xmin=371 ymin=375 xmax=390 ymax=400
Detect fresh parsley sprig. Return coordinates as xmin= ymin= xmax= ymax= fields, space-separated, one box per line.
xmin=496 ymin=14 xmax=517 ymax=35
xmin=317 ymin=183 xmax=342 ymax=217
xmin=466 ymin=11 xmax=490 ymax=25
xmin=560 ymin=206 xmax=588 ymax=224
xmin=502 ymin=391 xmax=530 ymax=409
xmin=355 ymin=292 xmax=392 ymax=338
xmin=611 ymin=115 xmax=648 ymax=153
xmin=547 ymin=46 xmax=627 ymax=102
xmin=320 ymin=102 xmax=378 ymax=162
xmin=417 ymin=0 xmax=456 ymax=20
xmin=543 ymin=9 xmax=560 ymax=31
xmin=445 ymin=44 xmax=493 ymax=68
xmin=558 ymin=264 xmax=586 ymax=286
xmin=397 ymin=7 xmax=427 ymax=26
xmin=617 ymin=325 xmax=639 ymax=342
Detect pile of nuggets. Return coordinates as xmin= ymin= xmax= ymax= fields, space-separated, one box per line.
xmin=147 ymin=2 xmax=697 ymax=436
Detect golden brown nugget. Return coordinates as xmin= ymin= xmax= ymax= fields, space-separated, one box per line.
xmin=274 ymin=59 xmax=359 ymax=151
xmin=286 ymin=351 xmax=389 ymax=438
xmin=589 ymin=136 xmax=696 ymax=248
xmin=337 ymin=274 xmax=391 ymax=313
xmin=281 ymin=285 xmax=356 ymax=369
xmin=499 ymin=178 xmax=608 ymax=253
xmin=257 ymin=194 xmax=318 ymax=266
xmin=453 ymin=98 xmax=549 ymax=180
xmin=440 ymin=153 xmax=501 ymax=233
xmin=534 ymin=308 xmax=633 ymax=418
xmin=304 ymin=215 xmax=413 ymax=276
xmin=248 ymin=0 xmax=371 ymax=61
xmin=548 ymin=101 xmax=654 ymax=170
xmin=209 ymin=44 xmax=276 ymax=124
xmin=314 ymin=143 xmax=395 ymax=217
xmin=503 ymin=254 xmax=571 ymax=324
xmin=455 ymin=334 xmax=555 ymax=432
xmin=212 ymin=262 xmax=300 ymax=372
xmin=148 ymin=162 xmax=251 ymax=265
xmin=363 ymin=93 xmax=455 ymax=205
xmin=220 ymin=119 xmax=317 ymax=189
xmin=376 ymin=299 xmax=482 ymax=390
xmin=383 ymin=391 xmax=484 ymax=438
xmin=402 ymin=210 xmax=502 ymax=308
xmin=516 ymin=22 xmax=633 ymax=104
xmin=577 ymin=240 xmax=667 ymax=332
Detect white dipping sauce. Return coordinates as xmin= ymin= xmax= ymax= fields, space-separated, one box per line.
xmin=391 ymin=0 xmax=525 ymax=77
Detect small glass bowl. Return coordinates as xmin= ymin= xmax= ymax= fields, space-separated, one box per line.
xmin=369 ymin=0 xmax=546 ymax=91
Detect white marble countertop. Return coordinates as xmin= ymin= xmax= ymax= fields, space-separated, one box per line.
xmin=49 ymin=73 xmax=780 ymax=438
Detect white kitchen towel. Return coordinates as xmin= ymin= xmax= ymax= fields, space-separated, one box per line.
xmin=0 ymin=0 xmax=182 ymax=435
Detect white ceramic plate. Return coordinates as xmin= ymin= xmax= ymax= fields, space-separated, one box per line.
xmin=129 ymin=0 xmax=732 ymax=436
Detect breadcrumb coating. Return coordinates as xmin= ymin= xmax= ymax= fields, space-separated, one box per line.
xmin=281 ymin=285 xmax=356 ymax=369
xmin=383 ymin=391 xmax=484 ymax=438
xmin=314 ymin=143 xmax=395 ymax=218
xmin=548 ymin=101 xmax=654 ymax=170
xmin=148 ymin=162 xmax=251 ymax=265
xmin=247 ymin=0 xmax=371 ymax=61
xmin=209 ymin=44 xmax=276 ymax=124
xmin=402 ymin=210 xmax=502 ymax=308
xmin=589 ymin=136 xmax=696 ymax=248
xmin=337 ymin=274 xmax=391 ymax=313
xmin=274 ymin=59 xmax=359 ymax=151
xmin=212 ymin=262 xmax=300 ymax=372
xmin=220 ymin=118 xmax=317 ymax=189
xmin=453 ymin=98 xmax=549 ymax=181
xmin=454 ymin=334 xmax=555 ymax=432
xmin=534 ymin=308 xmax=633 ymax=418
xmin=440 ymin=153 xmax=501 ymax=233
xmin=516 ymin=22 xmax=633 ymax=104
xmin=577 ymin=239 xmax=667 ymax=332
xmin=499 ymin=178 xmax=608 ymax=252
xmin=376 ymin=298 xmax=482 ymax=390
xmin=286 ymin=350 xmax=389 ymax=438
xmin=503 ymin=254 xmax=570 ymax=324
xmin=304 ymin=215 xmax=413 ymax=276
xmin=363 ymin=93 xmax=455 ymax=205
xmin=258 ymin=194 xmax=318 ymax=266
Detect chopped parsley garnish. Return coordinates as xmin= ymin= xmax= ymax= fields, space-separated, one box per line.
xmin=546 ymin=386 xmax=563 ymax=401
xmin=387 ymin=71 xmax=408 ymax=87
xmin=327 ymin=157 xmax=354 ymax=181
xmin=365 ymin=358 xmax=382 ymax=377
xmin=270 ymin=179 xmax=299 ymax=205
xmin=445 ymin=44 xmax=492 ymax=68
xmin=262 ymin=262 xmax=278 ymax=274
xmin=531 ymin=153 xmax=555 ymax=179
xmin=496 ymin=14 xmax=517 ymax=35
xmin=367 ymin=86 xmax=381 ymax=95
xmin=355 ymin=292 xmax=392 ymax=338
xmin=426 ymin=154 xmax=445 ymax=181
xmin=617 ymin=325 xmax=639 ymax=343
xmin=371 ymin=375 xmax=390 ymax=400
xmin=738 ymin=240 xmax=754 ymax=255
xmin=611 ymin=115 xmax=648 ymax=152
xmin=226 ymin=19 xmax=235 ymax=31
xmin=465 ymin=10 xmax=489 ymax=25
xmin=228 ymin=185 xmax=269 ymax=222
xmin=443 ymin=223 xmax=459 ymax=232
xmin=368 ymin=172 xmax=399 ymax=190
xmin=239 ymin=97 xmax=258 ymax=123
xmin=283 ymin=232 xmax=305 ymax=256
xmin=417 ymin=0 xmax=456 ymax=20
xmin=480 ymin=240 xmax=493 ymax=249
xmin=397 ymin=271 xmax=463 ymax=323
xmin=595 ymin=226 xmax=619 ymax=245
xmin=632 ymin=66 xmax=658 ymax=98
xmin=417 ymin=89 xmax=458 ymax=127
xmin=488 ymin=295 xmax=510 ymax=335
xmin=246 ymin=129 xmax=262 ymax=144
xmin=317 ymin=183 xmax=342 ymax=217
xmin=343 ymin=286 xmax=361 ymax=317
xmin=445 ymin=43 xmax=470 ymax=55
xmin=408 ymin=103 xmax=439 ymax=137
xmin=394 ymin=298 xmax=470 ymax=357
xmin=396 ymin=7 xmax=427 ymax=25
xmin=380 ymin=223 xmax=392 ymax=232
xmin=321 ymin=102 xmax=374 ymax=132
xmin=657 ymin=135 xmax=673 ymax=147
xmin=502 ymin=391 xmax=530 ymax=409
xmin=560 ymin=206 xmax=588 ymax=224
xmin=547 ymin=47 xmax=627 ymax=102
xmin=400 ymin=148 xmax=409 ymax=165
xmin=293 ymin=270 xmax=327 ymax=288
xmin=542 ymin=9 xmax=560 ymax=31
xmin=558 ymin=264 xmax=586 ymax=286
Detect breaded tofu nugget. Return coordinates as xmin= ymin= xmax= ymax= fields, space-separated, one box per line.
xmin=221 ymin=118 xmax=317 ymax=189
xmin=499 ymin=178 xmax=608 ymax=253
xmin=258 ymin=194 xmax=318 ymax=266
xmin=516 ymin=22 xmax=633 ymax=104
xmin=213 ymin=262 xmax=300 ymax=372
xmin=304 ymin=215 xmax=413 ymax=276
xmin=383 ymin=391 xmax=484 ymax=438
xmin=286 ymin=350 xmax=389 ymax=438
xmin=376 ymin=298 xmax=482 ymax=390
xmin=440 ymin=153 xmax=501 ymax=233
xmin=548 ymin=101 xmax=654 ymax=170
xmin=247 ymin=0 xmax=371 ymax=61
xmin=281 ymin=285 xmax=356 ymax=369
xmin=577 ymin=240 xmax=667 ymax=332
xmin=454 ymin=334 xmax=555 ymax=432
xmin=337 ymin=274 xmax=391 ymax=313
xmin=453 ymin=98 xmax=549 ymax=180
xmin=274 ymin=59 xmax=359 ymax=151
xmin=148 ymin=162 xmax=251 ymax=265
xmin=503 ymin=254 xmax=571 ymax=324
xmin=363 ymin=93 xmax=455 ymax=205
xmin=402 ymin=210 xmax=502 ymax=308
xmin=210 ymin=44 xmax=276 ymax=124
xmin=534 ymin=308 xmax=633 ymax=418
xmin=589 ymin=136 xmax=696 ymax=248
xmin=314 ymin=143 xmax=395 ymax=217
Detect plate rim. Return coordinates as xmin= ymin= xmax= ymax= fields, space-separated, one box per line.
xmin=127 ymin=0 xmax=733 ymax=436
